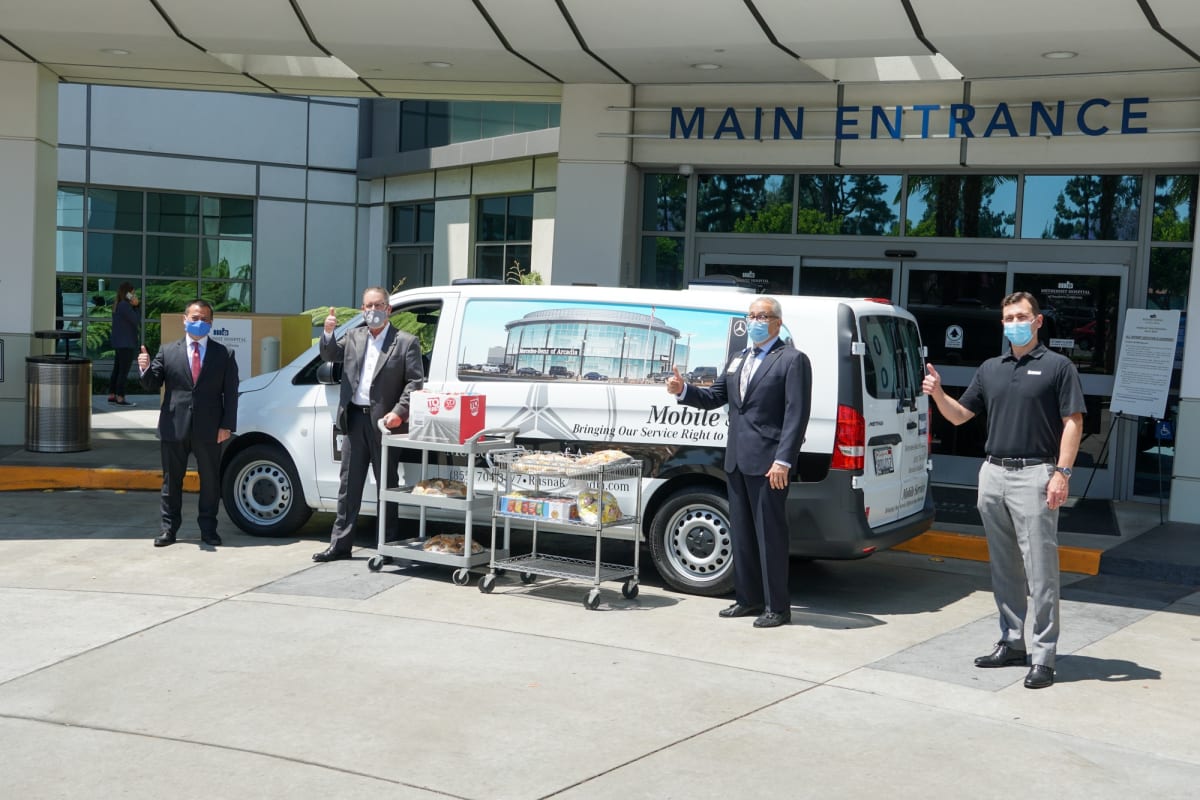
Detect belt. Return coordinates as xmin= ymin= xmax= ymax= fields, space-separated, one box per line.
xmin=985 ymin=456 xmax=1045 ymax=469
xmin=347 ymin=403 xmax=371 ymax=413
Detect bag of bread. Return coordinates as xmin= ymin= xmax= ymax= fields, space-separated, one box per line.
xmin=576 ymin=488 xmax=622 ymax=525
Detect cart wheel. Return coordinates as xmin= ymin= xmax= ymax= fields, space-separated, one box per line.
xmin=621 ymin=579 xmax=639 ymax=600
xmin=479 ymin=574 xmax=496 ymax=593
xmin=584 ymin=589 xmax=601 ymax=610
xmin=367 ymin=555 xmax=387 ymax=572
xmin=520 ymin=572 xmax=537 ymax=585
xmin=452 ymin=569 xmax=471 ymax=586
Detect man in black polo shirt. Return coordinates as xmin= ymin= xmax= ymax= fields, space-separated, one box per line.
xmin=923 ymin=291 xmax=1085 ymax=689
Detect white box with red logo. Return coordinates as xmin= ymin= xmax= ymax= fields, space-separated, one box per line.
xmin=408 ymin=391 xmax=487 ymax=444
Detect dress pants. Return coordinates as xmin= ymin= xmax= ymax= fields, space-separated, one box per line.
xmin=726 ymin=467 xmax=791 ymax=614
xmin=976 ymin=461 xmax=1061 ymax=668
xmin=110 ymin=347 xmax=135 ymax=397
xmin=327 ymin=407 xmax=399 ymax=553
xmin=160 ymin=434 xmax=221 ymax=536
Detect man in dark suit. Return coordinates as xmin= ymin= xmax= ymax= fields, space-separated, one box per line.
xmin=666 ymin=296 xmax=812 ymax=628
xmin=138 ymin=298 xmax=239 ymax=548
xmin=312 ymin=287 xmax=424 ymax=562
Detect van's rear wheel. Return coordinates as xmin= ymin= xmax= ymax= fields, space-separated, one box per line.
xmin=648 ymin=487 xmax=735 ymax=596
xmin=222 ymin=444 xmax=312 ymax=536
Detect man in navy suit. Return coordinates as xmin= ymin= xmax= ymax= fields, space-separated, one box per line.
xmin=312 ymin=287 xmax=424 ymax=562
xmin=138 ymin=298 xmax=239 ymax=548
xmin=667 ymin=296 xmax=812 ymax=628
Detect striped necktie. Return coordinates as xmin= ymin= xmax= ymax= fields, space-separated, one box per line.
xmin=739 ymin=347 xmax=761 ymax=395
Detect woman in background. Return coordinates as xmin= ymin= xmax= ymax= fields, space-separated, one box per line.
xmin=108 ymin=281 xmax=141 ymax=406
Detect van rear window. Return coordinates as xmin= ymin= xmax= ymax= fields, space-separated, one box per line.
xmin=859 ymin=316 xmax=924 ymax=401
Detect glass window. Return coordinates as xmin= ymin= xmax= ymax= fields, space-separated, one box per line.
xmin=640 ymin=236 xmax=685 ymax=289
xmin=642 ymin=174 xmax=687 ymax=232
xmin=400 ymin=100 xmax=428 ymax=151
xmin=56 ymin=230 xmax=83 ymax=272
xmin=1020 ymin=174 xmax=1141 ymax=240
xmin=202 ymin=239 xmax=252 ymax=279
xmin=507 ymin=195 xmax=533 ymax=241
xmin=148 ymin=193 xmax=199 ymax=234
xmin=205 ymin=280 xmax=252 ymax=312
xmin=426 ymin=101 xmax=450 ymax=149
xmin=391 ymin=205 xmax=415 ymax=243
xmin=1153 ymin=174 xmax=1197 ymax=243
xmin=478 ymin=197 xmax=507 ymax=242
xmin=906 ymin=269 xmax=1008 ymax=367
xmin=147 ymin=236 xmax=199 ymax=277
xmin=86 ymin=232 xmax=142 ymax=274
xmin=451 ymin=101 xmax=482 ymax=143
xmin=514 ymin=104 xmax=546 ymax=133
xmin=203 ymin=196 xmax=253 ymax=237
xmin=696 ymin=173 xmax=794 ymax=233
xmin=481 ymin=102 xmax=515 ymax=138
xmin=860 ymin=316 xmax=924 ymax=402
xmin=417 ymin=203 xmax=435 ymax=243
xmin=56 ymin=275 xmax=85 ymax=319
xmin=144 ymin=278 xmax=200 ymax=332
xmin=796 ymin=174 xmax=901 ymax=236
xmin=57 ymin=186 xmax=84 ymax=228
xmin=906 ymin=175 xmax=1016 ymax=238
xmin=1147 ymin=248 xmax=1192 ymax=310
xmin=87 ymin=188 xmax=143 ymax=231
xmin=476 ymin=246 xmax=505 ymax=281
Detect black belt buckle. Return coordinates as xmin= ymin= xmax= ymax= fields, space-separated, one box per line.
xmin=988 ymin=456 xmax=1041 ymax=469
xmin=350 ymin=404 xmax=370 ymax=413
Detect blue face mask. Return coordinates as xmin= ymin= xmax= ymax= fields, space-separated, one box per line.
xmin=747 ymin=320 xmax=770 ymax=343
xmin=184 ymin=319 xmax=212 ymax=338
xmin=1003 ymin=321 xmax=1034 ymax=347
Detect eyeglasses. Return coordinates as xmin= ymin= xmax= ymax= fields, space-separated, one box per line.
xmin=745 ymin=313 xmax=777 ymax=322
xmin=362 ymin=302 xmax=390 ymax=311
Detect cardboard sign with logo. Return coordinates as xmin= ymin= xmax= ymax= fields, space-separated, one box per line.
xmin=409 ymin=391 xmax=487 ymax=444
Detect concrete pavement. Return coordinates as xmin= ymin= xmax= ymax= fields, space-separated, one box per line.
xmin=2 ymin=466 xmax=1200 ymax=796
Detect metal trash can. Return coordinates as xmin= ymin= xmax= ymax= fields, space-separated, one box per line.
xmin=25 ymin=330 xmax=92 ymax=453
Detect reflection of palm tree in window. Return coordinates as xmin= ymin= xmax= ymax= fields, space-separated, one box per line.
xmin=905 ymin=175 xmax=1014 ymax=237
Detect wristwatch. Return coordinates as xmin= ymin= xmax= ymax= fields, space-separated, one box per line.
xmin=1055 ymin=466 xmax=1073 ymax=478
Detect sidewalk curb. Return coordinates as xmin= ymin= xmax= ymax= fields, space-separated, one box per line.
xmin=895 ymin=530 xmax=1102 ymax=575
xmin=0 ymin=466 xmax=199 ymax=493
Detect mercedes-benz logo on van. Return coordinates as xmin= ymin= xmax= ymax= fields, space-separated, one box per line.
xmin=733 ymin=319 xmax=747 ymax=336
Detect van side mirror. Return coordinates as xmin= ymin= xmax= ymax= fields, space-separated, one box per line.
xmin=316 ymin=361 xmax=342 ymax=385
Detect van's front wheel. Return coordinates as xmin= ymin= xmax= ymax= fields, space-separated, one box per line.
xmin=222 ymin=443 xmax=313 ymax=536
xmin=648 ymin=487 xmax=735 ymax=596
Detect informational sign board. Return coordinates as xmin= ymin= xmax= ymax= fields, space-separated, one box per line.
xmin=209 ymin=318 xmax=253 ymax=381
xmin=1109 ymin=309 xmax=1182 ymax=419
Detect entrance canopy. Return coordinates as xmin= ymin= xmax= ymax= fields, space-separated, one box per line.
xmin=1 ymin=0 xmax=1198 ymax=99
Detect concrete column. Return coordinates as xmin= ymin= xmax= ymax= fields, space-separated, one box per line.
xmin=550 ymin=84 xmax=637 ymax=287
xmin=1168 ymin=222 xmax=1200 ymax=523
xmin=0 ymin=64 xmax=58 ymax=446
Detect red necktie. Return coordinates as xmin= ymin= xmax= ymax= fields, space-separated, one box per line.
xmin=191 ymin=341 xmax=202 ymax=383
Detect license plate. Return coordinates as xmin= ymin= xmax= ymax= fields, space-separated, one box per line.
xmin=873 ymin=446 xmax=895 ymax=475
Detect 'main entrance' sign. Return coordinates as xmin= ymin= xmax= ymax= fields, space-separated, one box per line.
xmin=668 ymin=98 xmax=1150 ymax=141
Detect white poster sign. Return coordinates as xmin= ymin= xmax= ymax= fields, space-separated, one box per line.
xmin=209 ymin=318 xmax=253 ymax=379
xmin=1109 ymin=309 xmax=1181 ymax=419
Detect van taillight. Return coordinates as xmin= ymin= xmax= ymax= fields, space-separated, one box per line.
xmin=833 ymin=404 xmax=866 ymax=471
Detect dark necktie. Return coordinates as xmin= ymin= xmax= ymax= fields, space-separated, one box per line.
xmin=191 ymin=341 xmax=202 ymax=384
xmin=739 ymin=347 xmax=761 ymax=395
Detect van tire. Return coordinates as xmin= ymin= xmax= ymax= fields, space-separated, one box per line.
xmin=648 ymin=487 xmax=736 ymax=596
xmin=222 ymin=443 xmax=313 ymax=537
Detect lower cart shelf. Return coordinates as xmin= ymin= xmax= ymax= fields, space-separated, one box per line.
xmin=491 ymin=552 xmax=633 ymax=584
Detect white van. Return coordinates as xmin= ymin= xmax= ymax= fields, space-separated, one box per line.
xmin=223 ymin=282 xmax=933 ymax=596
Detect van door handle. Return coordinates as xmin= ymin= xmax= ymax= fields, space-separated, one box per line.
xmin=907 ymin=421 xmax=918 ymax=430
xmin=868 ymin=434 xmax=902 ymax=446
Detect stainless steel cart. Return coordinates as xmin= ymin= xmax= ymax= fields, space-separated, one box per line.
xmin=368 ymin=424 xmax=518 ymax=585
xmin=479 ymin=451 xmax=642 ymax=609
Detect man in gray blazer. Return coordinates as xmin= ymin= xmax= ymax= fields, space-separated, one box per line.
xmin=138 ymin=298 xmax=239 ymax=548
xmin=313 ymin=287 xmax=424 ymax=561
xmin=667 ymin=296 xmax=812 ymax=628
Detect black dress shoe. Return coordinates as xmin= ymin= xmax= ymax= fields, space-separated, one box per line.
xmin=154 ymin=532 xmax=176 ymax=547
xmin=312 ymin=548 xmax=352 ymax=562
xmin=718 ymin=602 xmax=765 ymax=618
xmin=974 ymin=641 xmax=1028 ymax=668
xmin=201 ymin=533 xmax=222 ymax=546
xmin=753 ymin=610 xmax=791 ymax=628
xmin=1024 ymin=665 xmax=1055 ymax=689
